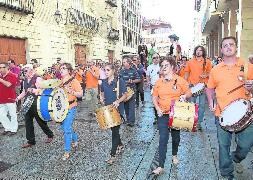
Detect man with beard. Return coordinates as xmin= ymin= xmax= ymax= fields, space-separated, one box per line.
xmin=184 ymin=45 xmax=212 ymax=130
xmin=16 ymin=64 xmax=54 ymax=148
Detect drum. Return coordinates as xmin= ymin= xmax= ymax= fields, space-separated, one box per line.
xmin=124 ymin=87 xmax=134 ymax=102
xmin=169 ymin=101 xmax=198 ymax=132
xmin=219 ymin=99 xmax=253 ymax=132
xmin=190 ymin=83 xmax=205 ymax=97
xmin=20 ymin=95 xmax=34 ymax=115
xmin=38 ymin=79 xmax=62 ymax=89
xmin=37 ymin=88 xmax=69 ymax=122
xmin=95 ymin=105 xmax=122 ymax=130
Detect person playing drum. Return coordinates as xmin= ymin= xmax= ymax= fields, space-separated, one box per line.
xmin=184 ymin=45 xmax=212 ymax=130
xmin=206 ymin=36 xmax=253 ymax=179
xmin=100 ymin=64 xmax=127 ymax=165
xmin=16 ymin=64 xmax=54 ymax=148
xmin=152 ymin=56 xmax=192 ymax=175
xmin=59 ymin=63 xmax=83 ymax=160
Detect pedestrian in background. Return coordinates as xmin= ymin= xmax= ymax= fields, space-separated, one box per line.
xmin=0 ymin=62 xmax=18 ymax=135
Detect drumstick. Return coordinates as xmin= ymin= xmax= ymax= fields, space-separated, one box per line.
xmin=227 ymin=84 xmax=244 ymax=94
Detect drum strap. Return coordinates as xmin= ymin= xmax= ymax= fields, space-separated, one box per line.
xmin=116 ymin=78 xmax=119 ymax=99
xmin=69 ymin=100 xmax=76 ymax=105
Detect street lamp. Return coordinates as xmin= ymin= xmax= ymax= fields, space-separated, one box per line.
xmin=54 ymin=0 xmax=62 ymax=24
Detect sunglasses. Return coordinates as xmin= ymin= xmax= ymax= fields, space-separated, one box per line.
xmin=0 ymin=66 xmax=6 ymax=69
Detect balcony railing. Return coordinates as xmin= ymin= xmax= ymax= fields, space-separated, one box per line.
xmin=0 ymin=0 xmax=34 ymax=14
xmin=105 ymin=0 xmax=117 ymax=7
xmin=108 ymin=28 xmax=119 ymax=41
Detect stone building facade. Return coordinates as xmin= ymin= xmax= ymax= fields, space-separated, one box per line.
xmin=200 ymin=0 xmax=253 ymax=61
xmin=0 ymin=0 xmax=122 ymax=67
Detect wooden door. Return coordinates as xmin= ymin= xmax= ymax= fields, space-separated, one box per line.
xmin=0 ymin=37 xmax=26 ymax=64
xmin=75 ymin=44 xmax=87 ymax=65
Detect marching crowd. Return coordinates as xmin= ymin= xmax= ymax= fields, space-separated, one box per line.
xmin=1 ymin=36 xmax=253 ymax=179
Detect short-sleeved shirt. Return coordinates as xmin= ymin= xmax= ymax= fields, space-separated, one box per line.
xmin=0 ymin=71 xmax=17 ymax=104
xmin=152 ymin=75 xmax=190 ymax=113
xmin=207 ymin=58 xmax=253 ymax=116
xmin=65 ymin=79 xmax=82 ymax=109
xmin=146 ymin=64 xmax=160 ymax=86
xmin=101 ymin=78 xmax=127 ymax=115
xmin=178 ymin=66 xmax=186 ymax=78
xmin=85 ymin=66 xmax=100 ymax=89
xmin=119 ymin=67 xmax=141 ymax=89
xmin=133 ymin=64 xmax=145 ymax=78
xmin=185 ymin=57 xmax=212 ymax=85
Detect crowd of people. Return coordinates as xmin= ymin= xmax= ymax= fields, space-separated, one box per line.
xmin=0 ymin=36 xmax=253 ymax=179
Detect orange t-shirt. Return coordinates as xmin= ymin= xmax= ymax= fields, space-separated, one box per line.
xmin=75 ymin=69 xmax=84 ymax=83
xmin=207 ymin=58 xmax=253 ymax=116
xmin=185 ymin=57 xmax=212 ymax=85
xmin=65 ymin=79 xmax=82 ymax=109
xmin=178 ymin=66 xmax=186 ymax=77
xmin=85 ymin=66 xmax=99 ymax=89
xmin=152 ymin=75 xmax=191 ymax=113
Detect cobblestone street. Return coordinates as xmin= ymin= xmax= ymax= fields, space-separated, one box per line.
xmin=0 ymin=90 xmax=253 ymax=180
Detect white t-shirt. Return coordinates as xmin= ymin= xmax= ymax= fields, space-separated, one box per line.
xmin=146 ymin=63 xmax=160 ymax=86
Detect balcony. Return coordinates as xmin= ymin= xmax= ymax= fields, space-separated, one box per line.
xmin=108 ymin=28 xmax=119 ymax=41
xmin=0 ymin=0 xmax=34 ymax=14
xmin=105 ymin=0 xmax=117 ymax=7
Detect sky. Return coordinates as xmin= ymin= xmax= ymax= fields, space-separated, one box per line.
xmin=140 ymin=0 xmax=196 ymax=50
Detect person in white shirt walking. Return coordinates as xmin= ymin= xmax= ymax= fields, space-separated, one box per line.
xmin=146 ymin=53 xmax=161 ymax=124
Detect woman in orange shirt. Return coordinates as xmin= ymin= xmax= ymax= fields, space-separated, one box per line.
xmin=152 ymin=56 xmax=192 ymax=175
xmin=60 ymin=63 xmax=83 ymax=160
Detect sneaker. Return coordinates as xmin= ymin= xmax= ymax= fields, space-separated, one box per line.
xmin=234 ymin=162 xmax=244 ymax=174
xmin=152 ymin=167 xmax=164 ymax=175
xmin=116 ymin=145 xmax=124 ymax=155
xmin=172 ymin=155 xmax=179 ymax=165
xmin=105 ymin=156 xmax=116 ymax=165
xmin=22 ymin=143 xmax=34 ymax=148
xmin=62 ymin=152 xmax=70 ymax=161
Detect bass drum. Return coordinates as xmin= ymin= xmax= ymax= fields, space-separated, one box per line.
xmin=95 ymin=105 xmax=122 ymax=130
xmin=37 ymin=88 xmax=69 ymax=122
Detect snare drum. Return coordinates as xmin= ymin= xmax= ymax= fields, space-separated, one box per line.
xmin=169 ymin=101 xmax=198 ymax=132
xmin=95 ymin=105 xmax=122 ymax=130
xmin=219 ymin=99 xmax=253 ymax=132
xmin=190 ymin=83 xmax=205 ymax=97
xmin=124 ymin=87 xmax=134 ymax=102
xmin=37 ymin=88 xmax=69 ymax=122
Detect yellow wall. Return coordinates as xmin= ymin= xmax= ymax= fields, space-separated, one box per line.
xmin=0 ymin=0 xmax=122 ymax=68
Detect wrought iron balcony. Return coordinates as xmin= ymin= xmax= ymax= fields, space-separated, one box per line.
xmin=108 ymin=28 xmax=119 ymax=41
xmin=105 ymin=0 xmax=117 ymax=7
xmin=0 ymin=0 xmax=34 ymax=14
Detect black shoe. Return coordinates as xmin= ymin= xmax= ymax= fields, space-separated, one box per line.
xmin=1 ymin=131 xmax=10 ymax=135
xmin=127 ymin=123 xmax=134 ymax=127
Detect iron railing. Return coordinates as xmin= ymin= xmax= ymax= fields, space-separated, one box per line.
xmin=0 ymin=0 xmax=34 ymax=14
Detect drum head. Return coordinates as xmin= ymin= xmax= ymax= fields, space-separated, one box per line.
xmin=38 ymin=79 xmax=62 ymax=89
xmin=49 ymin=88 xmax=69 ymax=122
xmin=220 ymin=99 xmax=249 ymax=126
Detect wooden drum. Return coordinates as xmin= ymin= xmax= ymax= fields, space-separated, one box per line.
xmin=95 ymin=105 xmax=122 ymax=130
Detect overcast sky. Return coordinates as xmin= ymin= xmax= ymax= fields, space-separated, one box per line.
xmin=140 ymin=0 xmax=195 ymax=49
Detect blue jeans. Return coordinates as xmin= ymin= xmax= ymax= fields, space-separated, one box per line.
xmin=190 ymin=93 xmax=206 ymax=124
xmin=61 ymin=107 xmax=78 ymax=153
xmin=215 ymin=117 xmax=253 ymax=177
xmin=158 ymin=114 xmax=180 ymax=168
xmin=124 ymin=94 xmax=136 ymax=124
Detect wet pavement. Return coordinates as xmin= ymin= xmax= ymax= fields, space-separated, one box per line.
xmin=0 ymin=90 xmax=253 ymax=180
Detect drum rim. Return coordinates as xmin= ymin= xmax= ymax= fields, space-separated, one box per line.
xmin=50 ymin=88 xmax=69 ymax=123
xmin=39 ymin=79 xmax=62 ymax=89
xmin=37 ymin=88 xmax=53 ymax=121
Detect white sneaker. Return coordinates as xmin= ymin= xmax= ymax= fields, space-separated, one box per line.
xmin=234 ymin=162 xmax=243 ymax=174
xmin=172 ymin=155 xmax=179 ymax=165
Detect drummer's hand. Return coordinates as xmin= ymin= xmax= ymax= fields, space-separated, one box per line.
xmin=112 ymin=100 xmax=120 ymax=108
xmin=209 ymin=102 xmax=216 ymax=112
xmin=156 ymin=108 xmax=163 ymax=117
xmin=128 ymin=79 xmax=133 ymax=84
xmin=179 ymin=95 xmax=187 ymax=102
xmin=244 ymin=80 xmax=253 ymax=91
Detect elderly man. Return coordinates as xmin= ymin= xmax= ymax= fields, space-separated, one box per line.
xmin=0 ymin=62 xmax=18 ymax=135
xmin=16 ymin=64 xmax=54 ymax=148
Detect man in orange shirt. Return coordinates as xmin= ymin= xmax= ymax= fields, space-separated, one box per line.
xmin=184 ymin=46 xmax=212 ymax=129
xmin=85 ymin=60 xmax=100 ymax=117
xmin=206 ymin=36 xmax=253 ymax=179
